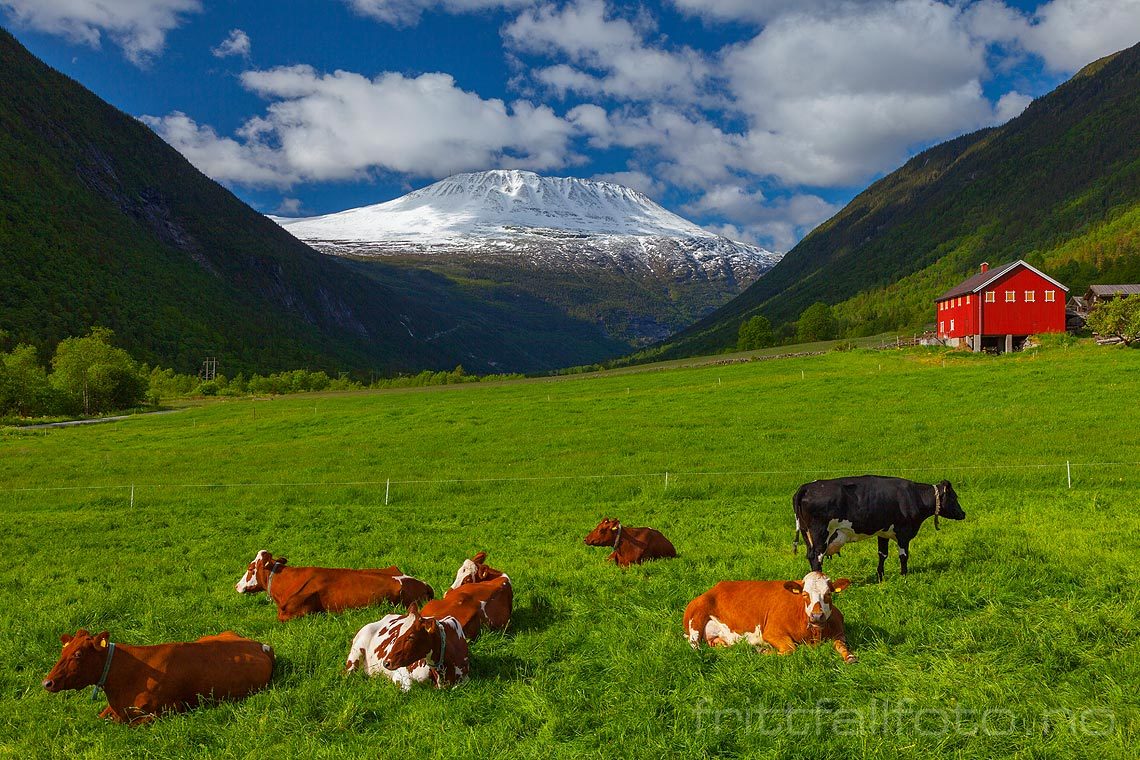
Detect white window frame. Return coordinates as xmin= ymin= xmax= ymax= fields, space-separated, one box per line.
xmin=1005 ymin=290 xmax=1016 ymax=302
xmin=1045 ymin=290 xmax=1056 ymax=302
xmin=950 ymin=319 xmax=955 ymax=331
xmin=985 ymin=291 xmax=995 ymax=303
xmin=1024 ymin=290 xmax=1035 ymax=302
xmin=939 ymin=321 xmax=945 ymax=334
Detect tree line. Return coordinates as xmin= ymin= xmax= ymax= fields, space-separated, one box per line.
xmin=0 ymin=327 xmax=524 ymax=421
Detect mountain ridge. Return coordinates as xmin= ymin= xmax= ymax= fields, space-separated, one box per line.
xmin=647 ymin=40 xmax=1140 ymax=359
xmin=273 ymin=170 xmax=781 ymax=343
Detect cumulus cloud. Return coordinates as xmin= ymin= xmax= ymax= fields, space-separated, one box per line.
xmin=685 ymin=186 xmax=840 ymax=251
xmin=346 ymin=0 xmax=531 ymax=26
xmin=274 ymin=197 xmax=304 ymax=216
xmin=969 ymin=0 xmax=1140 ymax=72
xmin=504 ymin=0 xmax=712 ymax=102
xmin=670 ymin=0 xmax=881 ymax=25
xmin=0 ymin=0 xmax=201 ymax=64
xmin=993 ymin=90 xmax=1033 ymax=123
xmin=212 ymin=29 xmax=251 ymax=59
xmin=590 ymin=170 xmax=664 ymax=198
xmin=145 ymin=66 xmax=579 ymax=187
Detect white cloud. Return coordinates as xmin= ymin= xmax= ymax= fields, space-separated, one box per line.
xmin=670 ymin=0 xmax=880 ymax=24
xmin=275 ymin=197 xmax=304 ymax=216
xmin=969 ymin=0 xmax=1140 ymax=72
xmin=685 ymin=186 xmax=840 ymax=251
xmin=504 ymin=0 xmax=712 ymax=102
xmin=140 ymin=111 xmax=295 ymax=187
xmin=0 ymin=0 xmax=201 ymax=64
xmin=212 ymin=29 xmax=250 ymax=59
xmin=346 ymin=0 xmax=531 ymax=26
xmin=590 ymin=170 xmax=664 ymax=198
xmin=993 ymin=90 xmax=1033 ymax=123
xmin=145 ymin=66 xmax=579 ymax=187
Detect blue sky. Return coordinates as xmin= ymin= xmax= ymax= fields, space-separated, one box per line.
xmin=4 ymin=0 xmax=1139 ymax=250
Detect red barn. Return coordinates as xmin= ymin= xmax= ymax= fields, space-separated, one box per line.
xmin=935 ymin=260 xmax=1068 ymax=352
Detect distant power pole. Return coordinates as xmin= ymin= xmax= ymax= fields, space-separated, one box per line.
xmin=201 ymin=357 xmax=217 ymax=381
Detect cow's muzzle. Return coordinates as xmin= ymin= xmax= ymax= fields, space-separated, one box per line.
xmin=42 ymin=678 xmax=59 ymax=692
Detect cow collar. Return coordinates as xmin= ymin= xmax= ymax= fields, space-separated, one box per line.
xmin=266 ymin=559 xmax=286 ymax=600
xmin=433 ymin=621 xmax=448 ymax=671
xmin=933 ymin=484 xmax=942 ymax=531
xmin=92 ymin=642 xmax=116 ymax=701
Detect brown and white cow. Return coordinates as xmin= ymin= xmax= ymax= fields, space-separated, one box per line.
xmin=345 ymin=613 xmax=434 ymax=690
xmin=376 ymin=605 xmax=469 ymax=689
xmin=43 ymin=629 xmax=274 ymax=724
xmin=418 ymin=551 xmax=513 ymax=640
xmin=234 ymin=550 xmax=433 ymax=621
xmin=584 ymin=518 xmax=677 ymax=567
xmin=683 ymin=572 xmax=857 ymax=663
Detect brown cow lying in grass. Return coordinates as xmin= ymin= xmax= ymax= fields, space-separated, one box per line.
xmin=585 ymin=518 xmax=677 ymax=567
xmin=683 ymin=571 xmax=857 ymax=663
xmin=235 ymin=550 xmax=433 ymax=621
xmin=43 ymin=629 xmax=274 ymax=724
xmin=422 ymin=551 xmax=513 ymax=640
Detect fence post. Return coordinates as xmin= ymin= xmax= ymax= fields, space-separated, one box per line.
xmin=130 ymin=485 xmax=134 ymax=509
xmin=1066 ymin=461 xmax=1071 ymax=489
xmin=385 ymin=478 xmax=390 ymax=506
xmin=665 ymin=471 xmax=669 ymax=491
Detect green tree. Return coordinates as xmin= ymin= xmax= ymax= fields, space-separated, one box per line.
xmin=737 ymin=315 xmax=775 ymax=350
xmin=1087 ymin=294 xmax=1140 ymax=345
xmin=796 ymin=302 xmax=839 ymax=343
xmin=1 ymin=344 xmax=54 ymax=416
xmin=51 ymin=327 xmax=147 ymax=414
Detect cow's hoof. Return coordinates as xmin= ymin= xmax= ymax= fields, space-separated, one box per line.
xmin=844 ymin=654 xmax=858 ymax=664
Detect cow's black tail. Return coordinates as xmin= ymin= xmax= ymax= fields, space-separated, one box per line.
xmin=792 ymin=486 xmax=806 ymax=555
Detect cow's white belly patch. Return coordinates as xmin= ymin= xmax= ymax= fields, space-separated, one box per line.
xmin=701 ymin=616 xmax=764 ymax=648
xmin=825 ymin=519 xmax=895 ymax=556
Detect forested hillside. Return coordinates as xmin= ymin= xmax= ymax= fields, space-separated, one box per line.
xmin=651 ymin=43 xmax=1140 ymax=359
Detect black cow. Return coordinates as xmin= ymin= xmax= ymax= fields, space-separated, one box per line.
xmin=793 ymin=476 xmax=965 ymax=581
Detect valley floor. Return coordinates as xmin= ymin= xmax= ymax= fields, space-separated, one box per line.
xmin=1 ymin=343 xmax=1137 ymax=758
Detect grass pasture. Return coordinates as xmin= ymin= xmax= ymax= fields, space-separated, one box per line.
xmin=1 ymin=343 xmax=1138 ymax=758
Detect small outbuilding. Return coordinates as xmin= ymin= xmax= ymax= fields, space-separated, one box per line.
xmin=934 ymin=260 xmax=1068 ymax=352
xmin=1083 ymin=284 xmax=1140 ymax=310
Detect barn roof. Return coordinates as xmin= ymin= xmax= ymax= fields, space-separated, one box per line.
xmin=935 ymin=260 xmax=1068 ymax=302
xmin=1086 ymin=284 xmax=1140 ymax=297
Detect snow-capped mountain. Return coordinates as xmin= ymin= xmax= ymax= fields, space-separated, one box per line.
xmin=273 ymin=170 xmax=779 ymax=277
xmin=271 ymin=171 xmax=782 ymax=343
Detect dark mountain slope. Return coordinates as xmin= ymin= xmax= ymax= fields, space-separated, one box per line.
xmin=0 ymin=28 xmax=624 ymax=374
xmin=652 ymin=43 xmax=1140 ymax=359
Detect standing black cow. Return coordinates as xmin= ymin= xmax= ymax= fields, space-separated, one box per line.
xmin=793 ymin=476 xmax=966 ymax=581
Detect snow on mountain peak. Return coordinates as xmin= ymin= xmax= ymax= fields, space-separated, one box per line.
xmin=272 ymin=170 xmax=724 ymax=242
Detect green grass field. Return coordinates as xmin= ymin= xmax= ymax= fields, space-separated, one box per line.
xmin=2 ymin=343 xmax=1138 ymax=758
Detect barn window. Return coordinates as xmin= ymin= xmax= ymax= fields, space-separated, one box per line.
xmin=1045 ymin=290 xmax=1056 ymax=302
xmin=950 ymin=319 xmax=955 ymax=331
xmin=985 ymin=291 xmax=995 ymax=303
xmin=939 ymin=321 xmax=944 ymax=333
xmin=1005 ymin=290 xmax=1016 ymax=302
xmin=966 ymin=295 xmax=971 ymax=305
xmin=1025 ymin=291 xmax=1035 ymax=302
xmin=956 ymin=297 xmax=961 ymax=307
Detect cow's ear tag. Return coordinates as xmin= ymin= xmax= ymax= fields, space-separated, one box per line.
xmin=100 ymin=640 xmax=108 ymax=648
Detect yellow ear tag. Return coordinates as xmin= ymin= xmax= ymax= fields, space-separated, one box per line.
xmin=100 ymin=640 xmax=107 ymax=648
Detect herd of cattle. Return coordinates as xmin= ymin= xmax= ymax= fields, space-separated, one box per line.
xmin=41 ymin=475 xmax=964 ymax=725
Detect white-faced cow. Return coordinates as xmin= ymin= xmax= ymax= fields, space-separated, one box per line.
xmin=684 ymin=572 xmax=856 ymax=663
xmin=793 ymin=476 xmax=966 ymax=581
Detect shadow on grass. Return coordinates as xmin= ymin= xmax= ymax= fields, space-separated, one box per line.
xmin=509 ymin=593 xmax=568 ymax=635
xmin=470 ymin=652 xmax=530 ymax=681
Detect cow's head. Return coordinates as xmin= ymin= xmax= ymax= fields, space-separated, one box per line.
xmin=235 ymin=550 xmax=285 ymax=593
xmin=784 ymin=572 xmax=850 ymax=628
xmin=584 ymin=518 xmax=620 ymax=546
xmin=936 ymin=480 xmax=966 ymax=521
xmin=42 ymin=629 xmax=111 ymax=692
xmin=450 ymin=551 xmax=505 ymax=589
xmin=382 ymin=605 xmax=437 ymax=671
